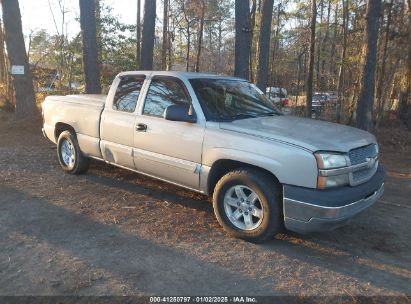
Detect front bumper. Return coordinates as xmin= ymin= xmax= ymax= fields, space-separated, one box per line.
xmin=283 ymin=166 xmax=385 ymax=233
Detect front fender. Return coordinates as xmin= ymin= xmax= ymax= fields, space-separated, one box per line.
xmin=202 ymin=128 xmax=318 ymax=190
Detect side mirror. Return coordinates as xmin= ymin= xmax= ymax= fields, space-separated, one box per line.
xmin=164 ymin=104 xmax=197 ymax=123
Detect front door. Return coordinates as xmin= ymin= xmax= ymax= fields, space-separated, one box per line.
xmin=133 ymin=76 xmax=204 ymax=190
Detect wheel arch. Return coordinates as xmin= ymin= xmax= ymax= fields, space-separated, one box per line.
xmin=54 ymin=122 xmax=76 ymax=141
xmin=206 ymin=159 xmax=281 ymax=196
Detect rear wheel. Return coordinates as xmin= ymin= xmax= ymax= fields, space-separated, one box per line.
xmin=57 ymin=130 xmax=90 ymax=174
xmin=213 ymin=168 xmax=283 ymax=243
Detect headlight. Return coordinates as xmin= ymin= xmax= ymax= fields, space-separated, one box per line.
xmin=315 ymin=152 xmax=349 ymax=189
xmin=315 ymin=152 xmax=347 ymax=169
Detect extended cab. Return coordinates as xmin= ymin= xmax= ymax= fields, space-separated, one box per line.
xmin=42 ymin=71 xmax=384 ymax=242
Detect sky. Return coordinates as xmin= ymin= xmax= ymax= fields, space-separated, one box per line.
xmin=19 ymin=0 xmax=146 ymax=38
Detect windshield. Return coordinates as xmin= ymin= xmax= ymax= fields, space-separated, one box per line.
xmin=190 ymin=78 xmax=281 ymax=122
xmin=313 ymin=94 xmax=326 ymax=101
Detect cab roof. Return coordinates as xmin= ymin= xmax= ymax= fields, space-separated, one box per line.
xmin=117 ymin=71 xmax=244 ymax=81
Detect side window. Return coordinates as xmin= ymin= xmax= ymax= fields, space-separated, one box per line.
xmin=113 ymin=76 xmax=145 ymax=112
xmin=143 ymin=78 xmax=190 ymax=117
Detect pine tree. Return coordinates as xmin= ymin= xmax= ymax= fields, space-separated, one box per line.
xmin=1 ymin=0 xmax=37 ymax=119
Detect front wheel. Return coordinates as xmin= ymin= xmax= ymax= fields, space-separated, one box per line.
xmin=311 ymin=109 xmax=319 ymax=119
xmin=57 ymin=130 xmax=90 ymax=174
xmin=213 ymin=168 xmax=283 ymax=243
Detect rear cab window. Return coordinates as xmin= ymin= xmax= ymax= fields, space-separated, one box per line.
xmin=113 ymin=76 xmax=145 ymax=113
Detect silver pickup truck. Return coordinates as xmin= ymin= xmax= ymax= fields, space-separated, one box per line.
xmin=42 ymin=71 xmax=384 ymax=242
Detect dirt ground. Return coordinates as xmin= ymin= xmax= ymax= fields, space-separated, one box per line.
xmin=0 ymin=110 xmax=410 ymax=298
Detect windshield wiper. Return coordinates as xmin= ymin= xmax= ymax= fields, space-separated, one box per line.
xmin=256 ymin=111 xmax=281 ymax=117
xmin=231 ymin=114 xmax=258 ymax=120
xmin=217 ymin=112 xmax=279 ymax=122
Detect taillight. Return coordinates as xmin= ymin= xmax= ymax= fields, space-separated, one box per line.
xmin=283 ymin=98 xmax=289 ymax=106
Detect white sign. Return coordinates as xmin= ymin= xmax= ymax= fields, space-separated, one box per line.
xmin=11 ymin=65 xmax=25 ymax=75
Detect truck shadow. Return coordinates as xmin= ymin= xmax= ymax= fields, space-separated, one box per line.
xmin=0 ymin=184 xmax=274 ymax=296
xmin=87 ymin=160 xmax=213 ymax=213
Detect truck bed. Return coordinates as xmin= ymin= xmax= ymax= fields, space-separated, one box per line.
xmin=42 ymin=94 xmax=107 ymax=158
xmin=46 ymin=94 xmax=107 ymax=109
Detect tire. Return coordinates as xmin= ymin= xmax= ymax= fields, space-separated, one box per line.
xmin=311 ymin=109 xmax=320 ymax=119
xmin=57 ymin=130 xmax=90 ymax=174
xmin=213 ymin=168 xmax=283 ymax=243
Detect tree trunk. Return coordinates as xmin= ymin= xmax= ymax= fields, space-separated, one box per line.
xmin=249 ymin=0 xmax=257 ymax=83
xmin=95 ymin=0 xmax=102 ymax=70
xmin=208 ymin=21 xmax=213 ymax=70
xmin=234 ymin=0 xmax=252 ymax=80
xmin=195 ymin=0 xmax=206 ymax=73
xmin=306 ymin=0 xmax=317 ymax=117
xmin=336 ymin=0 xmax=348 ymax=123
xmin=315 ymin=0 xmax=324 ymax=90
xmin=182 ymin=1 xmax=190 ymax=72
xmin=398 ymin=0 xmax=411 ymax=129
xmin=0 ymin=18 xmax=12 ymax=109
xmin=320 ymin=0 xmax=331 ymax=91
xmin=1 ymin=0 xmax=37 ymax=119
xmin=376 ymin=0 xmax=393 ymax=124
xmin=377 ymin=58 xmax=400 ymax=127
xmin=269 ymin=3 xmax=281 ymax=87
xmin=167 ymin=11 xmax=173 ymax=71
xmin=161 ymin=0 xmax=168 ymax=70
xmin=295 ymin=49 xmax=305 ymax=108
xmin=136 ymin=0 xmax=141 ymax=69
xmin=141 ymin=0 xmax=156 ymax=70
xmin=217 ymin=21 xmax=223 ymax=71
xmin=79 ymin=0 xmax=101 ymax=94
xmin=328 ymin=3 xmax=338 ymax=89
xmin=0 ymin=19 xmax=5 ymax=83
xmin=256 ymin=0 xmax=274 ymax=91
xmin=356 ymin=0 xmax=382 ymax=131
xmin=185 ymin=22 xmax=191 ymax=72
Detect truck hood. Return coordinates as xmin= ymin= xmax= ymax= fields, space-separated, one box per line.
xmin=219 ymin=115 xmax=376 ymax=152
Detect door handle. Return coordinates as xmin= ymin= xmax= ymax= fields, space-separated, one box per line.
xmin=136 ymin=123 xmax=147 ymax=132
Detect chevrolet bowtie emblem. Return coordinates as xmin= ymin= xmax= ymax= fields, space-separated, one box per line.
xmin=366 ymin=156 xmax=377 ymax=169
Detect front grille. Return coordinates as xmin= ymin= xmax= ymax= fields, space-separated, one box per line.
xmin=353 ymin=168 xmax=373 ymax=181
xmin=348 ymin=144 xmax=378 ymax=165
xmin=349 ymin=144 xmax=378 ymax=185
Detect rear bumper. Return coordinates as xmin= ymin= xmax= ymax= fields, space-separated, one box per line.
xmin=42 ymin=124 xmax=57 ymax=144
xmin=41 ymin=127 xmax=49 ymax=140
xmin=283 ymin=166 xmax=385 ymax=233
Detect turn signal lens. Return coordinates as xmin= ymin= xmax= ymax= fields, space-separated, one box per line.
xmin=317 ymin=174 xmax=349 ymax=189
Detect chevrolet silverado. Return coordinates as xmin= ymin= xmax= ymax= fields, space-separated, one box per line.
xmin=42 ymin=71 xmax=384 ymax=242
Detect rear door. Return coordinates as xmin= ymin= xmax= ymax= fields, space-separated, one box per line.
xmin=133 ymin=76 xmax=205 ymax=190
xmin=100 ymin=75 xmax=146 ymax=168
